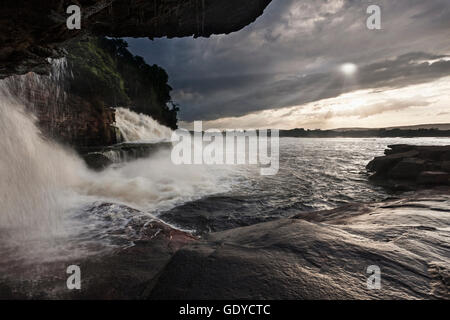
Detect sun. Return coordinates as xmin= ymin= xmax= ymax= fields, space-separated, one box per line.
xmin=340 ymin=63 xmax=358 ymax=76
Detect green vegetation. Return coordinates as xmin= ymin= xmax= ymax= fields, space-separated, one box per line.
xmin=66 ymin=37 xmax=178 ymax=129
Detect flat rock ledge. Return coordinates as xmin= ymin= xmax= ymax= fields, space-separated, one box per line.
xmin=1 ymin=191 xmax=448 ymax=299
xmin=367 ymin=145 xmax=450 ymax=190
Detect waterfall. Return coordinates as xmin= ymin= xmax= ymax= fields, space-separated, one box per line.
xmin=115 ymin=107 xmax=173 ymax=143
xmin=3 ymin=58 xmax=69 ymax=116
xmin=0 ymin=72 xmax=85 ymax=241
xmin=0 ymin=60 xmax=233 ymax=263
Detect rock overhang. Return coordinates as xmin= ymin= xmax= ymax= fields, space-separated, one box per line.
xmin=0 ymin=0 xmax=272 ymax=78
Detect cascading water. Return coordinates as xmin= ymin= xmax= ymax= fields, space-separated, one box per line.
xmin=115 ymin=107 xmax=173 ymax=142
xmin=0 ymin=61 xmax=85 ymax=242
xmin=0 ymin=60 xmax=234 ymax=264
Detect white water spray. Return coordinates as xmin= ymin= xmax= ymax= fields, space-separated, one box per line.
xmin=115 ymin=107 xmax=173 ymax=142
xmin=0 ymin=80 xmax=84 ymax=240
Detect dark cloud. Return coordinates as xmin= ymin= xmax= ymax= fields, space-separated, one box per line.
xmin=125 ymin=0 xmax=450 ymax=122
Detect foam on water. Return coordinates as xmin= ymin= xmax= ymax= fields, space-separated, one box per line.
xmin=115 ymin=107 xmax=173 ymax=143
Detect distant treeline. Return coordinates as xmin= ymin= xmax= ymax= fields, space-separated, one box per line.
xmin=187 ymin=128 xmax=450 ymax=138
xmin=279 ymin=128 xmax=450 ymax=138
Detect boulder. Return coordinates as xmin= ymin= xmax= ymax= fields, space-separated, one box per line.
xmin=82 ymin=153 xmax=113 ymax=171
xmin=366 ymin=150 xmax=418 ymax=174
xmin=367 ymin=145 xmax=450 ymax=189
xmin=385 ymin=144 xmax=415 ymax=155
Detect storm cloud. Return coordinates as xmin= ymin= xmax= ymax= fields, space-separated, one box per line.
xmin=126 ymin=0 xmax=450 ymax=125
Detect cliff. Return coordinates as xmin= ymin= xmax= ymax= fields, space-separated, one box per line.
xmin=66 ymin=37 xmax=178 ymax=130
xmin=55 ymin=36 xmax=178 ymax=148
xmin=0 ymin=0 xmax=272 ymax=79
xmin=8 ymin=37 xmax=176 ymax=148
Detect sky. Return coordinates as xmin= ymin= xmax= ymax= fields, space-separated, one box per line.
xmin=126 ymin=0 xmax=450 ymax=130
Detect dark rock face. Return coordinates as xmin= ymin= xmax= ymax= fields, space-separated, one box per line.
xmin=5 ymin=71 xmax=122 ymax=147
xmin=0 ymin=0 xmax=272 ymax=79
xmin=418 ymin=171 xmax=450 ymax=185
xmin=389 ymin=158 xmax=426 ymax=179
xmin=367 ymin=145 xmax=450 ymax=189
xmin=38 ymin=95 xmax=122 ymax=147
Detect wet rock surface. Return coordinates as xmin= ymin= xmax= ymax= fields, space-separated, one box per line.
xmin=0 ymin=203 xmax=197 ymax=299
xmin=1 ymin=191 xmax=448 ymax=299
xmin=158 ymin=195 xmax=277 ymax=236
xmin=367 ymin=145 xmax=450 ymax=190
xmin=150 ymin=191 xmax=450 ymax=300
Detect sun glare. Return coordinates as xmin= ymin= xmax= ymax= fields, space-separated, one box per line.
xmin=340 ymin=63 xmax=358 ymax=76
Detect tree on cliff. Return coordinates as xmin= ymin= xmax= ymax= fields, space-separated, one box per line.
xmin=66 ymin=37 xmax=178 ymax=130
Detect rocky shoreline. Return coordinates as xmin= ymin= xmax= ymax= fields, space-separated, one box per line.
xmin=367 ymin=144 xmax=450 ymax=190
